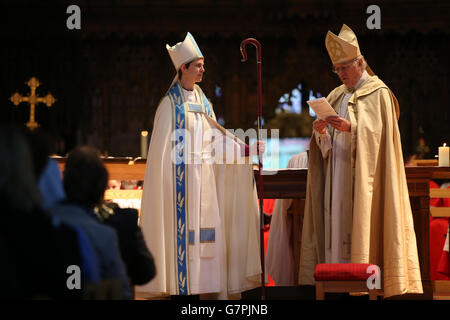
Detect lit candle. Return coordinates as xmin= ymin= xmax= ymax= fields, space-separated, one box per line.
xmin=141 ymin=131 xmax=148 ymax=159
xmin=439 ymin=143 xmax=449 ymax=166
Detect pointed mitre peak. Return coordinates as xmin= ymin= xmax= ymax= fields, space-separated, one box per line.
xmin=325 ymin=24 xmax=374 ymax=75
xmin=325 ymin=24 xmax=361 ymax=65
xmin=166 ymin=32 xmax=204 ymax=71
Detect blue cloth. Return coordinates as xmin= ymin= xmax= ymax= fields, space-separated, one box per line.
xmin=51 ymin=202 xmax=132 ymax=299
xmin=52 ymin=215 xmax=101 ymax=284
xmin=73 ymin=225 xmax=101 ymax=284
xmin=38 ymin=159 xmax=66 ymax=211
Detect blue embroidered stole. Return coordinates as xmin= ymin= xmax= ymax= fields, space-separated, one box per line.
xmin=168 ymin=82 xmax=213 ymax=295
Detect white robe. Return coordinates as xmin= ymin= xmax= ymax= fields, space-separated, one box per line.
xmin=265 ymin=152 xmax=308 ymax=286
xmin=136 ymin=83 xmax=261 ymax=298
xmin=184 ymin=88 xmax=222 ymax=294
xmin=315 ymin=71 xmax=368 ymax=263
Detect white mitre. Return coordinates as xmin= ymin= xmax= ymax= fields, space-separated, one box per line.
xmin=166 ymin=32 xmax=204 ymax=89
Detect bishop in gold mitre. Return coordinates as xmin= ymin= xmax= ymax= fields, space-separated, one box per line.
xmin=299 ymin=24 xmax=423 ymax=298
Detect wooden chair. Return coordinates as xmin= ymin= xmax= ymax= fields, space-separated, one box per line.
xmin=314 ymin=263 xmax=383 ymax=300
xmin=430 ymin=186 xmax=450 ymax=299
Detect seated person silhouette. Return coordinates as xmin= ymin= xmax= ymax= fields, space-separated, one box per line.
xmin=51 ymin=146 xmax=132 ymax=299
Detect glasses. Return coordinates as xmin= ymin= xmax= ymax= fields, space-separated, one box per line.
xmin=332 ymin=58 xmax=358 ymax=74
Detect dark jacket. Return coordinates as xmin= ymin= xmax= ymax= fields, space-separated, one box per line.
xmin=98 ymin=204 xmax=156 ymax=286
xmin=1 ymin=207 xmax=82 ymax=299
xmin=51 ymin=202 xmax=132 ymax=299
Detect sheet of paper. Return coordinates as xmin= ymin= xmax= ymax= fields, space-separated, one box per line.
xmin=306 ymin=97 xmax=338 ymax=120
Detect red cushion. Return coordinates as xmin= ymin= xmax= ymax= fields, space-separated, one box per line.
xmin=314 ymin=263 xmax=378 ymax=281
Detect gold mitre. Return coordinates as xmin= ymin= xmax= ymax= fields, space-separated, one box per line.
xmin=325 ymin=24 xmax=374 ymax=75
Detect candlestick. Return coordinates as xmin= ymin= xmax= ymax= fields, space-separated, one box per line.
xmin=141 ymin=131 xmax=149 ymax=159
xmin=439 ymin=143 xmax=449 ymax=166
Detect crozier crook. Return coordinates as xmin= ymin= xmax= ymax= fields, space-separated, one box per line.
xmin=240 ymin=38 xmax=266 ymax=300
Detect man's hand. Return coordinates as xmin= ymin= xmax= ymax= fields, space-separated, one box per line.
xmin=249 ymin=140 xmax=266 ymax=156
xmin=326 ymin=116 xmax=351 ymax=132
xmin=313 ymin=119 xmax=328 ymax=134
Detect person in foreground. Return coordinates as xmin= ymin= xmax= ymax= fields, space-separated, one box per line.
xmin=51 ymin=146 xmax=132 ymax=299
xmin=136 ymin=33 xmax=263 ymax=299
xmin=298 ymin=24 xmax=423 ymax=298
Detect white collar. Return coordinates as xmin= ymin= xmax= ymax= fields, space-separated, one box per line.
xmin=345 ymin=70 xmax=369 ymax=93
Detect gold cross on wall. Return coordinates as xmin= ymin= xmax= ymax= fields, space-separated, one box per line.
xmin=9 ymin=77 xmax=56 ymax=130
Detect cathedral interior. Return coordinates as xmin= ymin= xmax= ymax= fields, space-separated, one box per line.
xmin=1 ymin=0 xmax=449 ymax=160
